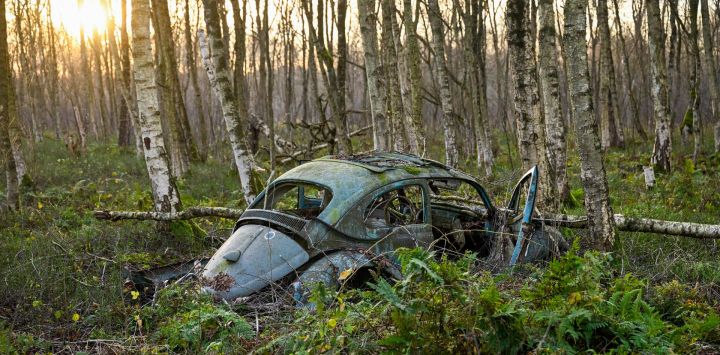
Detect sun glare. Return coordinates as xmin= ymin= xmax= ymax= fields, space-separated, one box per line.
xmin=50 ymin=0 xmax=120 ymax=40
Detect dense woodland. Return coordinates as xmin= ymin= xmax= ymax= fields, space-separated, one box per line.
xmin=1 ymin=0 xmax=720 ymax=352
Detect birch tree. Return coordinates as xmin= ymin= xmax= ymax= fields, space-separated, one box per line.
xmin=537 ymin=0 xmax=568 ymax=199
xmin=402 ymin=0 xmax=424 ymax=154
xmin=563 ymin=0 xmax=616 ymax=250
xmin=381 ymin=0 xmax=408 ymax=152
xmin=428 ymin=0 xmax=459 ymax=167
xmin=701 ymin=0 xmax=720 ymax=153
xmin=688 ymin=0 xmax=702 ymax=162
xmin=0 ymin=0 xmax=18 ymax=210
xmin=357 ymin=0 xmax=389 ymax=150
xmin=597 ymin=0 xmax=622 ymax=148
xmin=506 ymin=0 xmax=556 ymax=208
xmin=131 ymin=0 xmax=182 ymax=213
xmin=200 ymin=0 xmax=256 ymax=205
xmin=646 ymin=0 xmax=672 ymax=172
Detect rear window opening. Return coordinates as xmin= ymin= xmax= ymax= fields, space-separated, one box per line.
xmin=253 ymin=182 xmax=333 ymax=219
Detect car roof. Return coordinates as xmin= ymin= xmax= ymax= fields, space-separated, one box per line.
xmin=265 ymin=152 xmax=486 ymax=225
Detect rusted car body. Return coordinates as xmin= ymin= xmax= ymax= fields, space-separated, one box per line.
xmin=201 ymin=152 xmax=564 ymax=301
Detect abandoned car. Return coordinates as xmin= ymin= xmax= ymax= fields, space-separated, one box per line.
xmin=200 ymin=152 xmax=567 ymax=301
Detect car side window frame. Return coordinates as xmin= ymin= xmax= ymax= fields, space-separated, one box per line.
xmin=362 ymin=180 xmax=430 ymax=231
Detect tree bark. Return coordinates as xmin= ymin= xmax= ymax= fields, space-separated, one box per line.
xmin=563 ymin=0 xmax=617 ymax=250
xmin=0 ymin=0 xmax=18 ymax=210
xmin=199 ymin=0 xmax=257 ymax=206
xmin=117 ymin=0 xmax=133 ymax=148
xmin=537 ymin=0 xmax=568 ymax=200
xmin=428 ymin=0 xmax=459 ymax=167
xmin=597 ymin=0 xmax=622 ymax=149
xmin=403 ymin=0 xmax=425 ymax=155
xmin=611 ymin=0 xmax=646 ymax=140
xmin=688 ymin=0 xmax=703 ymax=162
xmin=151 ymin=0 xmax=194 ymax=175
xmin=95 ymin=206 xmax=243 ymax=221
xmin=357 ymin=0 xmax=389 ymax=151
xmin=186 ymin=0 xmax=208 ymax=161
xmin=301 ymin=1 xmax=352 ymax=154
xmin=646 ymin=0 xmax=672 ymax=172
xmin=506 ymin=0 xmax=556 ymax=208
xmin=131 ymin=0 xmax=182 ymax=213
xmin=381 ymin=0 xmax=408 ymax=152
xmin=458 ymin=0 xmax=493 ymax=176
xmin=701 ymin=0 xmax=720 ymax=153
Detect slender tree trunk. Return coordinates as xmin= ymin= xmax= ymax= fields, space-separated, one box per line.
xmin=46 ymin=0 xmax=61 ymax=140
xmin=457 ymin=0 xmax=493 ymax=176
xmin=428 ymin=0 xmax=459 ymax=167
xmin=92 ymin=29 xmax=110 ymax=138
xmin=114 ymin=1 xmax=132 ymax=148
xmin=537 ymin=0 xmax=568 ymax=201
xmin=688 ymin=0 xmax=702 ymax=162
xmin=646 ymin=0 xmax=672 ymax=172
xmin=701 ymin=0 xmax=720 ymax=152
xmin=389 ymin=0 xmax=420 ymax=154
xmin=0 ymin=0 xmax=18 ymax=209
xmin=200 ymin=0 xmax=257 ymax=205
xmin=597 ymin=0 xmax=622 ymax=149
xmin=563 ymin=0 xmax=616 ymax=250
xmin=184 ymin=0 xmax=208 ymax=161
xmin=506 ymin=0 xmax=556 ymax=208
xmin=612 ymin=0 xmax=646 ymax=140
xmin=301 ymin=1 xmax=352 ymax=154
xmin=381 ymin=0 xmax=408 ymax=152
xmin=403 ymin=0 xmax=425 ymax=155
xmin=131 ymin=0 xmax=182 ymax=213
xmin=79 ymin=30 xmax=99 ymax=139
xmin=358 ymin=0 xmax=389 ymax=150
xmin=151 ymin=0 xmax=195 ymax=175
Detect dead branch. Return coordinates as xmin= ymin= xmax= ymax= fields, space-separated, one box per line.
xmin=94 ymin=207 xmax=243 ymax=221
xmin=537 ymin=212 xmax=720 ymax=239
xmin=279 ymin=125 xmax=372 ymax=164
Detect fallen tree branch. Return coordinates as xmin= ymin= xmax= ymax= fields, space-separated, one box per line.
xmin=537 ymin=212 xmax=720 ymax=239
xmin=94 ymin=207 xmax=243 ymax=221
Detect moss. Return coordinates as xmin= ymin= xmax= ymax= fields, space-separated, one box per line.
xmin=403 ymin=166 xmax=423 ymax=175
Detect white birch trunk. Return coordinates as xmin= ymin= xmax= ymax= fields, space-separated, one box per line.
xmin=428 ymin=0 xmax=458 ymax=167
xmin=131 ymin=0 xmax=182 ymax=213
xmin=563 ymin=0 xmax=617 ymax=250
xmin=199 ymin=0 xmax=256 ymax=206
xmin=357 ymin=0 xmax=389 ymax=151
xmin=537 ymin=0 xmax=569 ymax=200
xmin=646 ymin=0 xmax=672 ymax=172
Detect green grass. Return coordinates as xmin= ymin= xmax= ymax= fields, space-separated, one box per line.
xmin=0 ymin=134 xmax=719 ymax=352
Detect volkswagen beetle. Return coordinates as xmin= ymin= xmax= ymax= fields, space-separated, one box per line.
xmin=201 ymin=152 xmax=566 ymax=301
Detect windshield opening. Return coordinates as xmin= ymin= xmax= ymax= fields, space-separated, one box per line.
xmin=252 ymin=182 xmax=333 ymax=219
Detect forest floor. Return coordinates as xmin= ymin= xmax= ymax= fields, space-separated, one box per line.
xmin=1 ymin=136 xmax=719 ymax=353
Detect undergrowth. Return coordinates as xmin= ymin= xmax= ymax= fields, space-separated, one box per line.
xmin=0 ymin=137 xmax=718 ymax=353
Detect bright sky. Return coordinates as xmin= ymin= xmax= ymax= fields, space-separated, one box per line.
xmin=50 ymin=0 xmax=122 ymax=39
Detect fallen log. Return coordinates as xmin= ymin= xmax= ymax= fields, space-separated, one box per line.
xmin=94 ymin=207 xmax=243 ymax=221
xmin=94 ymin=205 xmax=720 ymax=239
xmin=536 ymin=213 xmax=720 ymax=239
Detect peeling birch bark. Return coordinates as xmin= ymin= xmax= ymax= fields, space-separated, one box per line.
xmin=357 ymin=0 xmax=389 ymax=151
xmin=131 ymin=0 xmax=182 ymax=213
xmin=198 ymin=0 xmax=256 ymax=206
xmin=563 ymin=0 xmax=617 ymax=250
xmin=94 ymin=207 xmax=243 ymax=221
xmin=428 ymin=0 xmax=459 ymax=167
xmin=537 ymin=0 xmax=568 ymax=199
xmin=646 ymin=0 xmax=672 ymax=172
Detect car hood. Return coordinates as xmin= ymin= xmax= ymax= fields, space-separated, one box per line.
xmin=202 ymin=224 xmax=310 ymax=300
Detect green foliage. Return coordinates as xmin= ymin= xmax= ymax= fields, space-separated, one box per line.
xmin=275 ymin=247 xmax=718 ymax=353
xmin=136 ymin=284 xmax=255 ymax=353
